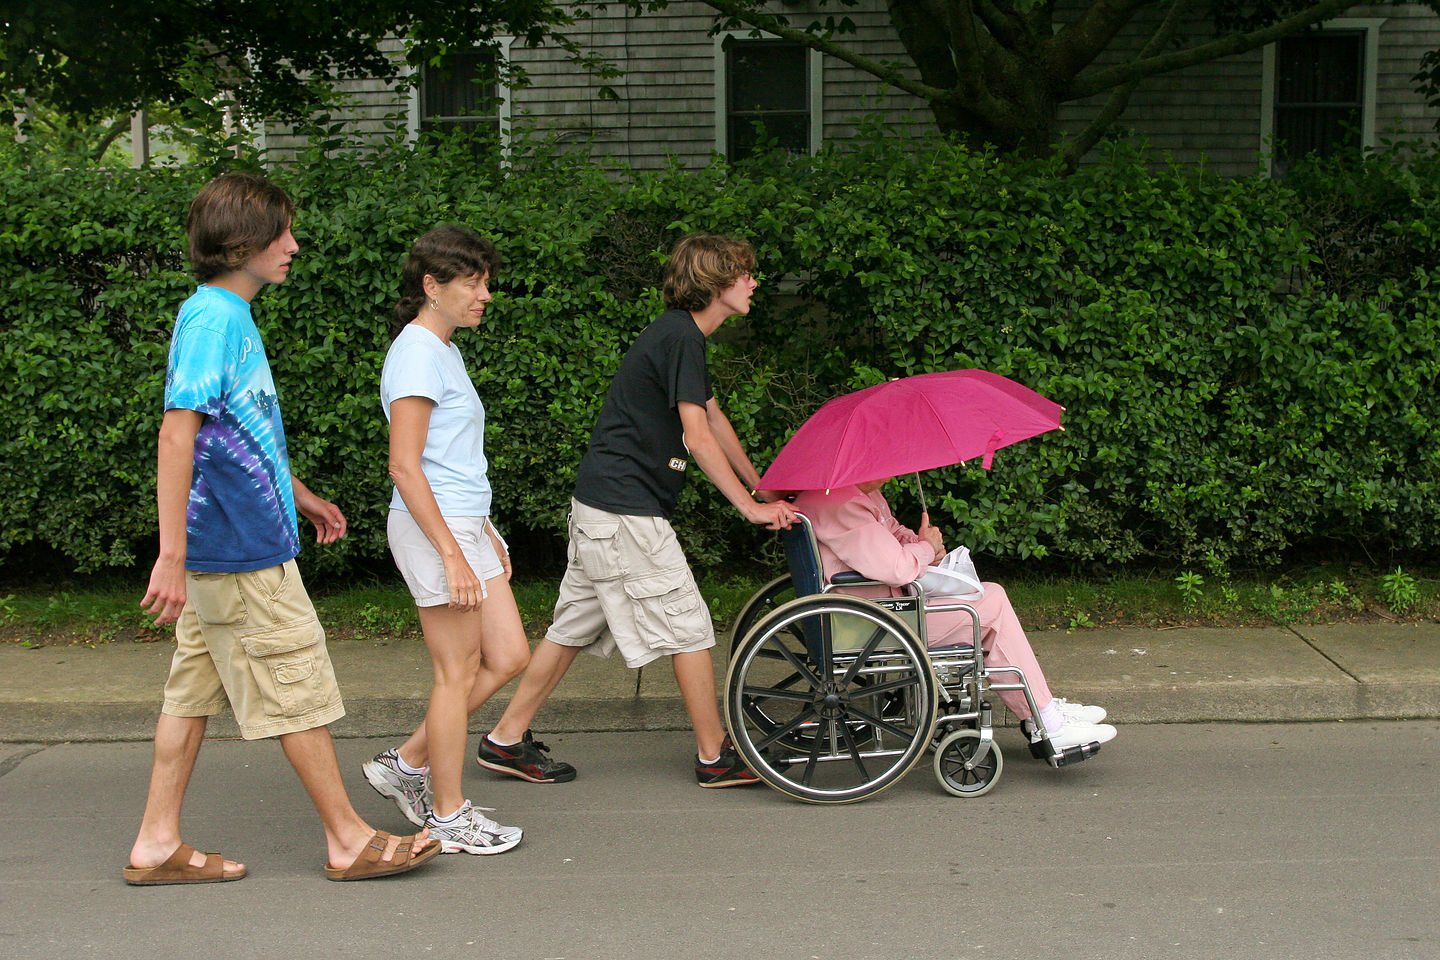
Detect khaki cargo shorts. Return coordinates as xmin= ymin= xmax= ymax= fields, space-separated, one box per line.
xmin=162 ymin=560 xmax=346 ymax=739
xmin=545 ymin=499 xmax=715 ymax=669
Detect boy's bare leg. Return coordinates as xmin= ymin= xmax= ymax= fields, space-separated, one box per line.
xmin=128 ymin=712 xmax=245 ymax=874
xmin=281 ymin=725 xmax=424 ymax=868
xmin=488 ymin=639 xmax=582 ymax=745
xmin=671 ymin=649 xmax=727 ymax=760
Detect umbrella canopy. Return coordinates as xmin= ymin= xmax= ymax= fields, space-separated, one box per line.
xmin=756 ymin=369 xmax=1062 ymax=492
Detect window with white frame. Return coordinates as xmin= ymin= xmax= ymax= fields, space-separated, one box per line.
xmin=1261 ymin=19 xmax=1382 ymax=176
xmin=716 ymin=36 xmax=822 ymax=162
xmin=410 ymin=41 xmax=511 ymax=155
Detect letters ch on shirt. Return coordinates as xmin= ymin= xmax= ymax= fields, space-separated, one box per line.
xmin=668 ymin=457 xmax=688 ymax=473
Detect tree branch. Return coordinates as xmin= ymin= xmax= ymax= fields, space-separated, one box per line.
xmin=947 ymin=0 xmax=984 ymax=91
xmin=696 ymin=0 xmax=958 ymax=103
xmin=90 ymin=116 xmax=133 ymax=162
xmin=1045 ymin=0 xmax=1154 ymax=80
xmin=942 ymin=0 xmax=1032 ymax=118
xmin=1058 ymin=0 xmax=1184 ymax=166
xmin=972 ymin=0 xmax=1030 ymax=52
xmin=1068 ymin=0 xmax=1355 ymax=99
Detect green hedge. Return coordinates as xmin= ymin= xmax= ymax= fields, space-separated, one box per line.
xmin=2 ymin=129 xmax=1438 ymax=577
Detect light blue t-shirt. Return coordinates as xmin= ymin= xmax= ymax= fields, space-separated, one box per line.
xmin=380 ymin=324 xmax=492 ymax=516
xmin=164 ymin=285 xmax=299 ymax=572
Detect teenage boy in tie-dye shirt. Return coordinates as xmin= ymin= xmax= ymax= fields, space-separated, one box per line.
xmin=124 ymin=174 xmax=438 ymax=885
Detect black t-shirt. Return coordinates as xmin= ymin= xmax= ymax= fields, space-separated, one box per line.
xmin=573 ymin=309 xmax=713 ymax=518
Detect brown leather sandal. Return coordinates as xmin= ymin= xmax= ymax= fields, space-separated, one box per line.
xmin=324 ymin=831 xmax=439 ymax=881
xmin=123 ymin=843 xmax=246 ymax=885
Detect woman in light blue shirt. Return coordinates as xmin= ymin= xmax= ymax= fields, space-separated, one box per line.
xmin=361 ymin=225 xmax=530 ymax=856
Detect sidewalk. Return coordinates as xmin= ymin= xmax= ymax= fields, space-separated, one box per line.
xmin=2 ymin=622 xmax=1438 ymax=743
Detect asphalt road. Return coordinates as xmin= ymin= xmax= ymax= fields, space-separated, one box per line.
xmin=1 ymin=721 xmax=1436 ymax=960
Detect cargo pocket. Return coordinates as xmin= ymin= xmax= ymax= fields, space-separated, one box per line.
xmin=189 ymin=572 xmax=247 ymax=626
xmin=239 ymin=618 xmax=336 ymax=718
xmin=256 ymin=560 xmax=314 ymax=625
xmin=623 ymin=573 xmax=712 ymax=650
xmin=573 ymin=521 xmax=624 ymax=580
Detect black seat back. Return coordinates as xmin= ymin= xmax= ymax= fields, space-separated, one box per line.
xmin=781 ymin=513 xmax=824 ymax=597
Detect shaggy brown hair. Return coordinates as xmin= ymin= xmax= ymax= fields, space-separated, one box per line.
xmin=661 ymin=233 xmax=756 ymax=312
xmin=186 ymin=173 xmax=295 ymax=283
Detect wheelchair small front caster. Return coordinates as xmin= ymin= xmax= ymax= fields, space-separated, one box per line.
xmin=933 ymin=729 xmax=1003 ymax=798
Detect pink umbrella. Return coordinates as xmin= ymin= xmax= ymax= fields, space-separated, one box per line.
xmin=756 ymin=370 xmax=1063 ymax=495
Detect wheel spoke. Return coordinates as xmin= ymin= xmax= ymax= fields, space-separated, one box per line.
xmin=741 ymin=682 xmax=813 ymax=705
xmin=837 ymin=721 xmax=871 ymax=780
xmin=754 ymin=621 xmax=806 ymax=650
xmin=848 ymin=700 xmax=922 ymax=743
xmin=771 ymin=636 xmax=823 ymax=689
xmin=753 ymin=706 xmax=820 ymax=752
xmin=798 ymin=723 xmax=825 ymax=786
xmin=847 ymin=674 xmax=920 ymax=702
xmin=839 ymin=624 xmax=891 ymax=685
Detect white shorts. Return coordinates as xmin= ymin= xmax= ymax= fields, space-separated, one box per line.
xmin=387 ymin=509 xmax=507 ymax=607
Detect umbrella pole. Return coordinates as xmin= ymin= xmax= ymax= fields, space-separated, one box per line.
xmin=914 ymin=472 xmax=927 ymax=516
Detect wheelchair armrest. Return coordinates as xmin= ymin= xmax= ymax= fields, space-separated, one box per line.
xmin=829 ymin=571 xmax=871 ymax=586
xmin=825 ymin=572 xmax=920 ymax=598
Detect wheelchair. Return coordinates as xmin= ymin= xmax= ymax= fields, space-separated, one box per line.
xmin=723 ymin=513 xmax=1102 ymax=804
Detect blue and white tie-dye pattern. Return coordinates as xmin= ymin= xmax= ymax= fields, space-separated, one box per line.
xmin=164 ymin=285 xmax=300 ymax=572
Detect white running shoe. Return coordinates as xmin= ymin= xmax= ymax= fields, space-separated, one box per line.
xmin=428 ymin=800 xmax=523 ymax=856
xmin=1030 ymin=719 xmax=1117 ymax=751
xmin=362 ymin=749 xmax=432 ymax=827
xmin=1053 ymin=697 xmax=1107 ymax=725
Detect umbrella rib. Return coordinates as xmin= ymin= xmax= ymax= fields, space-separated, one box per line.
xmin=831 ymin=407 xmax=867 ymax=487
xmin=920 ymin=390 xmax=981 ymax=469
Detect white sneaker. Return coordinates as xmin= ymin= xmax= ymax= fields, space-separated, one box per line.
xmin=361 ymin=749 xmax=432 ymax=827
xmin=1053 ymin=697 xmax=1107 ymax=725
xmin=428 ymin=800 xmax=523 ymax=855
xmin=1029 ymin=719 xmax=1117 ymax=751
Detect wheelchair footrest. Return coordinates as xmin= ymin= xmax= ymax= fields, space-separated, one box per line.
xmin=1028 ymin=739 xmax=1102 ymax=768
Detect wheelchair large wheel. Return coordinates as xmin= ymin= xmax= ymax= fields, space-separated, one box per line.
xmin=726 ymin=575 xmax=831 ymax=756
xmin=726 ymin=574 xmax=796 ymax=661
xmin=725 ymin=594 xmax=937 ymax=804
xmin=933 ymin=729 xmax=1003 ymax=798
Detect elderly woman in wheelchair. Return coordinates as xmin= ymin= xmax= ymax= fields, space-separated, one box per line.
xmin=722 ymin=477 xmax=1115 ymax=803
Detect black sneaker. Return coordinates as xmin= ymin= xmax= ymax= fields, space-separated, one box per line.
xmin=696 ymin=735 xmax=761 ymax=788
xmin=476 ymin=730 xmax=577 ymax=783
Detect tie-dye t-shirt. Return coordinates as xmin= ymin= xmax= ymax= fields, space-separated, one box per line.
xmin=164 ymin=285 xmax=299 ymax=572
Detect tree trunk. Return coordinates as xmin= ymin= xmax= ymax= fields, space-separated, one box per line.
xmin=927 ymin=96 xmax=1060 ymax=157
xmin=888 ymin=0 xmax=1062 ymax=158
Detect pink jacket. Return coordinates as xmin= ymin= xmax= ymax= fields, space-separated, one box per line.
xmin=791 ymin=486 xmax=935 ymax=593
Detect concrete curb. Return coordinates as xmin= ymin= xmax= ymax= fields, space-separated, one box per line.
xmin=3 ymin=622 xmax=1438 ymax=743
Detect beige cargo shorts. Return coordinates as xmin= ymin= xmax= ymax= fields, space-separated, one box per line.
xmin=545 ymin=499 xmax=715 ymax=668
xmin=162 ymin=559 xmax=345 ymax=739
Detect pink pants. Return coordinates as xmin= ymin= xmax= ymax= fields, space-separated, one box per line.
xmin=924 ymin=582 xmax=1052 ymax=720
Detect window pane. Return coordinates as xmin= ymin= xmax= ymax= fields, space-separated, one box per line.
xmin=728 ymin=42 xmax=807 ymax=113
xmin=424 ymin=50 xmax=498 ymax=121
xmin=1273 ymin=32 xmax=1363 ymax=165
xmin=726 ymin=39 xmax=809 ymax=161
xmin=729 ymin=114 xmax=810 ymax=158
xmin=1276 ymin=106 xmax=1359 ymax=155
xmin=1277 ymin=34 xmax=1361 ymax=106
